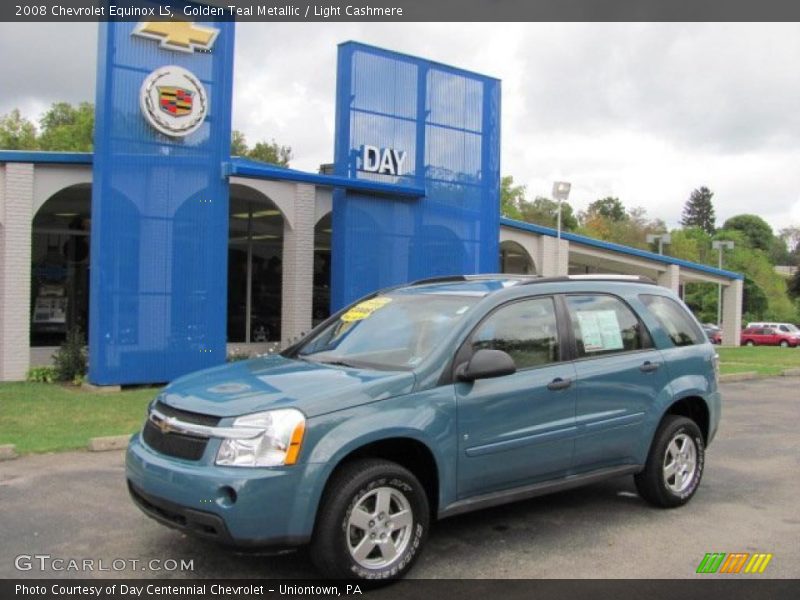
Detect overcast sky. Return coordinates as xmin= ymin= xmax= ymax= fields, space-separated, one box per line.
xmin=1 ymin=22 xmax=799 ymax=232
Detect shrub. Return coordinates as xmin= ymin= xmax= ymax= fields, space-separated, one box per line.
xmin=26 ymin=366 xmax=57 ymax=383
xmin=53 ymin=327 xmax=88 ymax=382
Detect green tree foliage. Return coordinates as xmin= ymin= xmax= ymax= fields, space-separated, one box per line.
xmin=578 ymin=199 xmax=665 ymax=250
xmin=500 ymin=175 xmax=525 ymax=220
xmin=721 ymin=214 xmax=774 ymax=253
xmin=0 ymin=109 xmax=38 ymax=149
xmin=584 ymin=196 xmax=627 ymax=222
xmin=680 ymin=187 xmax=716 ymax=234
xmin=37 ymin=102 xmax=94 ymax=151
xmin=230 ymin=129 xmax=292 ymax=167
xmin=519 ymin=196 xmax=578 ymax=231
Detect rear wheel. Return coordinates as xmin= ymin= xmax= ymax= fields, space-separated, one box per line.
xmin=635 ymin=415 xmax=705 ymax=508
xmin=745 ymin=340 xmax=755 ymax=346
xmin=310 ymin=458 xmax=429 ymax=580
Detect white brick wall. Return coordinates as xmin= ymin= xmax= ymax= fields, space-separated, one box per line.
xmin=721 ymin=279 xmax=743 ymax=347
xmin=0 ymin=163 xmax=34 ymax=381
xmin=538 ymin=236 xmax=570 ymax=277
xmin=657 ymin=264 xmax=681 ymax=293
xmin=280 ymin=183 xmax=316 ymax=346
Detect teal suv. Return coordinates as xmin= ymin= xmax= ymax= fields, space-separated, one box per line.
xmin=127 ymin=275 xmax=721 ymax=579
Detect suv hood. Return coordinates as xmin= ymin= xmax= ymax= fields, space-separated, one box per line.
xmin=158 ymin=355 xmax=416 ymax=419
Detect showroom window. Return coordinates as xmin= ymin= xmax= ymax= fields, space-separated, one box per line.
xmin=227 ymin=193 xmax=284 ymax=343
xmin=30 ymin=185 xmax=91 ymax=347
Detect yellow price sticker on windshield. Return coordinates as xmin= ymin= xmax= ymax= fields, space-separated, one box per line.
xmin=341 ymin=297 xmax=392 ymax=322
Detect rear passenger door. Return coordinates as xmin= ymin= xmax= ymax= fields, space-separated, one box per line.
xmin=564 ymin=293 xmax=668 ymax=472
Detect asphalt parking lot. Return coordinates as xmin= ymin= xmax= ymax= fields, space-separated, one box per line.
xmin=1 ymin=378 xmax=798 ymax=579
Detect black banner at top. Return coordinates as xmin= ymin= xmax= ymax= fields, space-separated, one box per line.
xmin=3 ymin=0 xmax=800 ymax=22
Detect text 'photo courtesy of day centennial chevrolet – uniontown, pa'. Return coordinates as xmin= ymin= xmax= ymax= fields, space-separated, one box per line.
xmin=49 ymin=4 xmax=404 ymax=18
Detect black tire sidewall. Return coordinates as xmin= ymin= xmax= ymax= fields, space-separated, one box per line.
xmin=656 ymin=418 xmax=705 ymax=505
xmin=313 ymin=461 xmax=429 ymax=580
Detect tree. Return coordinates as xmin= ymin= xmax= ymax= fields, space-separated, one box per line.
xmin=248 ymin=140 xmax=292 ymax=167
xmin=230 ymin=130 xmax=292 ymax=167
xmin=500 ymin=175 xmax=525 ymax=220
xmin=584 ymin=197 xmax=627 ymax=222
xmin=680 ymin=187 xmax=716 ymax=234
xmin=0 ymin=109 xmax=38 ymax=150
xmin=518 ymin=196 xmax=578 ymax=231
xmin=721 ymin=214 xmax=774 ymax=253
xmin=230 ymin=130 xmax=248 ymax=156
xmin=37 ymin=102 xmax=94 ymax=151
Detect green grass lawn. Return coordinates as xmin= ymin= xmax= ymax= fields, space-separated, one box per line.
xmin=717 ymin=346 xmax=800 ymax=376
xmin=0 ymin=382 xmax=159 ymax=454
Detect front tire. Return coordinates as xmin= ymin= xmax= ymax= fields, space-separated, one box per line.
xmin=745 ymin=340 xmax=755 ymax=346
xmin=635 ymin=415 xmax=705 ymax=508
xmin=780 ymin=340 xmax=789 ymax=348
xmin=310 ymin=458 xmax=429 ymax=580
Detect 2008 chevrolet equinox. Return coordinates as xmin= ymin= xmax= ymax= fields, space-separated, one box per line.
xmin=127 ymin=274 xmax=720 ymax=579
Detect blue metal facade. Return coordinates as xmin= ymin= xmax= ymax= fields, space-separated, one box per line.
xmin=331 ymin=42 xmax=501 ymax=310
xmin=89 ymin=17 xmax=234 ymax=385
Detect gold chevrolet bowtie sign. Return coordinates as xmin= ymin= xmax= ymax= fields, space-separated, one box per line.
xmin=132 ymin=21 xmax=219 ymax=53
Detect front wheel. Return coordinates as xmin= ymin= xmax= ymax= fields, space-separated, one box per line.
xmin=635 ymin=415 xmax=705 ymax=508
xmin=780 ymin=340 xmax=789 ymax=348
xmin=310 ymin=458 xmax=429 ymax=580
xmin=745 ymin=340 xmax=755 ymax=346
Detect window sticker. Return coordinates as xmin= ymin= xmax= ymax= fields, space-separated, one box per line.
xmin=576 ymin=310 xmax=624 ymax=352
xmin=340 ymin=297 xmax=392 ymax=322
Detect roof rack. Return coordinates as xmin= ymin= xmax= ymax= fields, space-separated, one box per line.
xmin=408 ymin=274 xmax=542 ymax=286
xmin=406 ymin=273 xmax=656 ymax=288
xmin=520 ymin=274 xmax=656 ymax=285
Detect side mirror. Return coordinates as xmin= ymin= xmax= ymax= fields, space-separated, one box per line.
xmin=456 ymin=349 xmax=516 ymax=382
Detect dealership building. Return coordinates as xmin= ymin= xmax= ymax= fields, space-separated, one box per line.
xmin=0 ymin=21 xmax=743 ymax=385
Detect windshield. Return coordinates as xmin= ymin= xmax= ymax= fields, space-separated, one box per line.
xmin=295 ymin=292 xmax=479 ymax=370
xmin=784 ymin=323 xmax=799 ymax=332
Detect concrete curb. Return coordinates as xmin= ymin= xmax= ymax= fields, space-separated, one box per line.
xmin=87 ymin=435 xmax=130 ymax=452
xmin=0 ymin=444 xmax=18 ymax=461
xmin=81 ymin=382 xmax=123 ymax=393
xmin=719 ymin=371 xmax=759 ymax=382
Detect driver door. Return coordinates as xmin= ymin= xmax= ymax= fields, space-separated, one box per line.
xmin=455 ymin=296 xmax=577 ymax=498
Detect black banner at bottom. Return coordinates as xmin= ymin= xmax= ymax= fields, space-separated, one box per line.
xmin=3 ymin=579 xmax=799 ymax=600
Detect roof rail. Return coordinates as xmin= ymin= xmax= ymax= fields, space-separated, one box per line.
xmin=408 ymin=274 xmax=544 ymax=287
xmin=566 ymin=274 xmax=656 ymax=283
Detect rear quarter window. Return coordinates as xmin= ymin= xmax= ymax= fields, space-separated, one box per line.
xmin=640 ymin=294 xmax=704 ymax=347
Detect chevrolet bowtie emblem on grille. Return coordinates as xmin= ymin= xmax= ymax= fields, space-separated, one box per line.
xmin=151 ymin=413 xmax=176 ymax=434
xmin=132 ymin=21 xmax=219 ymax=54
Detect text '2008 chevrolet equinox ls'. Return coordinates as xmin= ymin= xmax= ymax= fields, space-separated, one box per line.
xmin=127 ymin=274 xmax=721 ymax=579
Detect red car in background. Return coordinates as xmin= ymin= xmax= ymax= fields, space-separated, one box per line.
xmin=740 ymin=327 xmax=800 ymax=347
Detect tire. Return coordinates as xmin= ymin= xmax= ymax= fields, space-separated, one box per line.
xmin=780 ymin=340 xmax=789 ymax=348
xmin=635 ymin=415 xmax=705 ymax=508
xmin=745 ymin=340 xmax=755 ymax=346
xmin=310 ymin=458 xmax=429 ymax=580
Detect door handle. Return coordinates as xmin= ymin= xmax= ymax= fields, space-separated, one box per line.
xmin=547 ymin=377 xmax=572 ymax=391
xmin=640 ymin=361 xmax=660 ymax=373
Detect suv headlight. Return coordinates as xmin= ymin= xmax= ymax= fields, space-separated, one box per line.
xmin=215 ymin=409 xmax=305 ymax=467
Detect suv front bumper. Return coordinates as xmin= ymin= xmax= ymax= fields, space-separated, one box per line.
xmin=126 ymin=433 xmax=322 ymax=548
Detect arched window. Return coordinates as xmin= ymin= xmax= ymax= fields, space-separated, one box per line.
xmin=500 ymin=240 xmax=535 ymax=275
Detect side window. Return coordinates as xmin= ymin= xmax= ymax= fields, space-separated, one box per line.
xmin=566 ymin=294 xmax=650 ymax=357
xmin=640 ymin=294 xmax=704 ymax=347
xmin=471 ymin=297 xmax=559 ymax=369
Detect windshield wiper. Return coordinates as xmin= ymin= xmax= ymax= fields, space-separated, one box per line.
xmin=301 ymin=356 xmax=361 ymax=368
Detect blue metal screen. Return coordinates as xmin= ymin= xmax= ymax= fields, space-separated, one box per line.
xmin=89 ymin=16 xmax=234 ymax=385
xmin=332 ymin=42 xmax=501 ymax=310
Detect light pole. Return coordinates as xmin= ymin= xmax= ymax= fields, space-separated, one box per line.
xmin=552 ymin=181 xmax=571 ymax=273
xmin=646 ymin=233 xmax=671 ymax=255
xmin=712 ymin=240 xmax=735 ymax=327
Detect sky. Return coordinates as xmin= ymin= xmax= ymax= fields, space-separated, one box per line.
xmin=1 ymin=21 xmax=799 ymax=232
